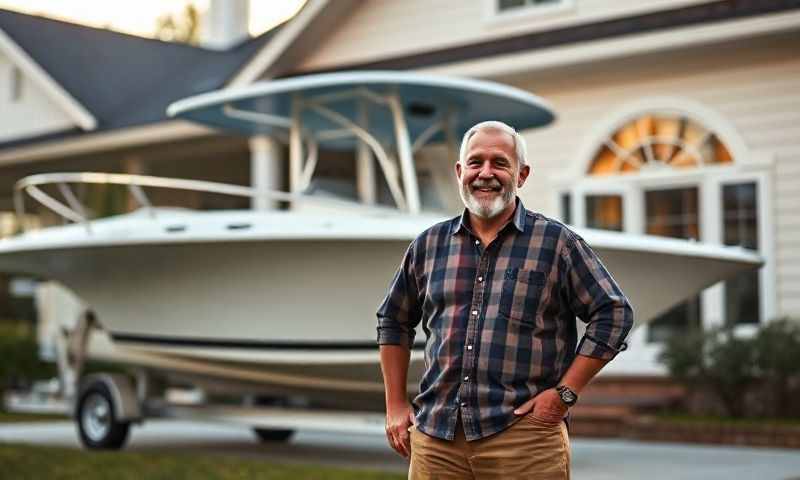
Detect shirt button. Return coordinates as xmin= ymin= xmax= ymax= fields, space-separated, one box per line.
xmin=460 ymin=402 xmax=467 ymax=407
xmin=467 ymin=345 xmax=473 ymax=350
xmin=474 ymin=239 xmax=480 ymax=246
xmin=464 ymin=376 xmax=469 ymax=381
xmin=471 ymin=310 xmax=478 ymax=316
xmin=477 ymin=276 xmax=484 ymax=282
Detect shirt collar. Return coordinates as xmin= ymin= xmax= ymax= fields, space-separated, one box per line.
xmin=451 ymin=197 xmax=527 ymax=236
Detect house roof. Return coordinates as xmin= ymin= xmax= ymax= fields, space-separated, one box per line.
xmin=0 ymin=8 xmax=279 ymax=150
xmin=284 ymin=0 xmax=800 ymax=75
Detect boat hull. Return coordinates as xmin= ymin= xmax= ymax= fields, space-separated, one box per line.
xmin=0 ymin=218 xmax=761 ymax=409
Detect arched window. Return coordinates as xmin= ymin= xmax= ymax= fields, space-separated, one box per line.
xmin=560 ymin=100 xmax=770 ymax=350
xmin=588 ymin=114 xmax=733 ymax=175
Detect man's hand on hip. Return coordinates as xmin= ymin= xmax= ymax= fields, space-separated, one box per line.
xmin=513 ymin=388 xmax=568 ymax=424
xmin=385 ymin=401 xmax=415 ymax=458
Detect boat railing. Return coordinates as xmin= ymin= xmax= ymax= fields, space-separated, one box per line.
xmin=12 ymin=171 xmax=398 ymax=235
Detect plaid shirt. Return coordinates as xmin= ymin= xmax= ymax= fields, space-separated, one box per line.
xmin=376 ymin=198 xmax=633 ymax=441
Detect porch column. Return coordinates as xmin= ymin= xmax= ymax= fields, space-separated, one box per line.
xmin=249 ymin=135 xmax=283 ymax=210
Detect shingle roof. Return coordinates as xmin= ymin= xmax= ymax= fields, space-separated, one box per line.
xmin=0 ymin=8 xmax=278 ymax=149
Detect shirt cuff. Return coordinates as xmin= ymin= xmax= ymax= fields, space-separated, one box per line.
xmin=576 ymin=334 xmax=628 ymax=361
xmin=376 ymin=322 xmax=415 ymax=348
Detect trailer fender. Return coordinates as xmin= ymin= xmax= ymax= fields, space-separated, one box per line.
xmin=76 ymin=373 xmax=141 ymax=422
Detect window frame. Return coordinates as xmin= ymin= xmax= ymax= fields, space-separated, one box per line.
xmin=552 ymin=99 xmax=775 ymax=374
xmin=558 ymin=167 xmax=774 ymax=335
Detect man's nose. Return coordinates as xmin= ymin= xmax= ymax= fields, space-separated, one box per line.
xmin=478 ymin=162 xmax=494 ymax=178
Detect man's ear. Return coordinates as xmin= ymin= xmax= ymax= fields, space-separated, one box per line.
xmin=455 ymin=161 xmax=462 ymax=180
xmin=517 ymin=164 xmax=531 ymax=188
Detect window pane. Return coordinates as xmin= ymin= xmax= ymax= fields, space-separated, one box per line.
xmin=561 ymin=193 xmax=572 ymax=225
xmin=645 ymin=188 xmax=699 ymax=240
xmin=589 ymin=145 xmax=620 ymax=175
xmin=586 ymin=195 xmax=623 ymax=231
xmin=645 ymin=187 xmax=701 ymax=342
xmin=723 ymin=183 xmax=760 ymax=325
xmin=498 ymin=0 xmax=526 ymax=10
xmin=498 ymin=0 xmax=560 ymax=11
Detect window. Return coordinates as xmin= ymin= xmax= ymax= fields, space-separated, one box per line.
xmin=560 ymin=192 xmax=572 ymax=225
xmin=488 ymin=0 xmax=573 ymax=23
xmin=498 ymin=0 xmax=563 ymax=11
xmin=645 ymin=187 xmax=702 ymax=342
xmin=564 ymin=103 xmax=769 ymax=351
xmin=723 ymin=183 xmax=759 ymax=325
xmin=588 ymin=114 xmax=733 ymax=176
xmin=585 ymin=194 xmax=623 ymax=231
xmin=645 ymin=188 xmax=699 ymax=240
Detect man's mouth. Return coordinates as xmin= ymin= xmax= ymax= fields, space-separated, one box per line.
xmin=471 ymin=182 xmax=502 ymax=194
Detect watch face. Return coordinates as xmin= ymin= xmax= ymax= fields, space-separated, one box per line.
xmin=558 ymin=387 xmax=577 ymax=405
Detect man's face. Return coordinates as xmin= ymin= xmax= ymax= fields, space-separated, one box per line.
xmin=456 ymin=128 xmax=530 ymax=219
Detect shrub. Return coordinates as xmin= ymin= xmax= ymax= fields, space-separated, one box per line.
xmin=658 ymin=319 xmax=800 ymax=419
xmin=753 ymin=319 xmax=800 ymax=417
xmin=0 ymin=324 xmax=57 ymax=391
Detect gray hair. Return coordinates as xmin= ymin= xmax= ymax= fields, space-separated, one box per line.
xmin=458 ymin=120 xmax=528 ymax=168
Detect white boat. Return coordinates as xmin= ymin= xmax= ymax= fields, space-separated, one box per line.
xmin=0 ymin=72 xmax=761 ymax=446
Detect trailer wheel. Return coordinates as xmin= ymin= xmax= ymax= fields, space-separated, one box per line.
xmin=253 ymin=427 xmax=294 ymax=443
xmin=76 ymin=382 xmax=131 ymax=450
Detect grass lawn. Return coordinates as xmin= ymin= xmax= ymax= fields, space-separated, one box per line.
xmin=0 ymin=443 xmax=405 ymax=480
xmin=0 ymin=409 xmax=68 ymax=423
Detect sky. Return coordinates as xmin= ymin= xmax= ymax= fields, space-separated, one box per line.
xmin=0 ymin=0 xmax=305 ymax=39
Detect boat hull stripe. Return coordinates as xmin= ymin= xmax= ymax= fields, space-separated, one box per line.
xmin=111 ymin=333 xmax=425 ymax=351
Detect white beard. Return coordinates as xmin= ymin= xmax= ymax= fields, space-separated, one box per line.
xmin=459 ymin=177 xmax=516 ymax=219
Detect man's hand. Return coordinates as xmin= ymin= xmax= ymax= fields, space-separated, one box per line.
xmin=385 ymin=401 xmax=415 ymax=458
xmin=513 ymin=388 xmax=568 ymax=424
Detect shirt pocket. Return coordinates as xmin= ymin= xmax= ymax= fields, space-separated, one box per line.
xmin=498 ymin=267 xmax=546 ymax=326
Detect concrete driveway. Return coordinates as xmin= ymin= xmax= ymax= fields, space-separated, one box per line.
xmin=1 ymin=420 xmax=799 ymax=479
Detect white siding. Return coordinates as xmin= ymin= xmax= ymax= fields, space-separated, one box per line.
xmin=296 ymin=0 xmax=713 ymax=71
xmin=0 ymin=53 xmax=75 ymax=143
xmin=500 ymin=34 xmax=799 ymax=319
xmin=775 ymin=152 xmax=800 ymax=316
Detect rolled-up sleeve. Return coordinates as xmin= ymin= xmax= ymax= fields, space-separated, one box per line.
xmin=563 ymin=235 xmax=634 ymax=361
xmin=376 ymin=239 xmax=422 ymax=349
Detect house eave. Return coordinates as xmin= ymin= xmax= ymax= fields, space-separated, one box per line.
xmin=0 ymin=120 xmax=214 ymax=167
xmin=420 ymin=9 xmax=800 ymax=78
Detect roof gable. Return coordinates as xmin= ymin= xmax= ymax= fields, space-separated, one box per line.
xmin=0 ymin=52 xmax=78 ymax=143
xmin=0 ymin=23 xmax=95 ymax=130
xmin=0 ymin=8 xmax=276 ymax=134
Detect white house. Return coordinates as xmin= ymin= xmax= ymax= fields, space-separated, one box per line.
xmin=0 ymin=0 xmax=798 ymax=376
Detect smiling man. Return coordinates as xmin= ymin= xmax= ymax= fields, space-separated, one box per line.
xmin=377 ymin=120 xmax=633 ymax=479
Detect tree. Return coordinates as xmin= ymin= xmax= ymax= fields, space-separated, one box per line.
xmin=155 ymin=4 xmax=200 ymax=45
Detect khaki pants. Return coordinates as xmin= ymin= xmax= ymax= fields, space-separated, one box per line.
xmin=408 ymin=414 xmax=570 ymax=480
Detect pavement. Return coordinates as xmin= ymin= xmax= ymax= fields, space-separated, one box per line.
xmin=1 ymin=420 xmax=799 ymax=479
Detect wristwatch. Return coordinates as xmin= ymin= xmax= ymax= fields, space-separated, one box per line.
xmin=556 ymin=385 xmax=578 ymax=407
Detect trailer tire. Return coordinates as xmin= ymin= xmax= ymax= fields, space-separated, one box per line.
xmin=253 ymin=427 xmax=294 ymax=443
xmin=76 ymin=382 xmax=131 ymax=450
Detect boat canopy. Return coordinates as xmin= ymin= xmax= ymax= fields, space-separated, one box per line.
xmin=167 ymin=71 xmax=555 ymax=142
xmin=167 ymin=71 xmax=555 ymax=214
